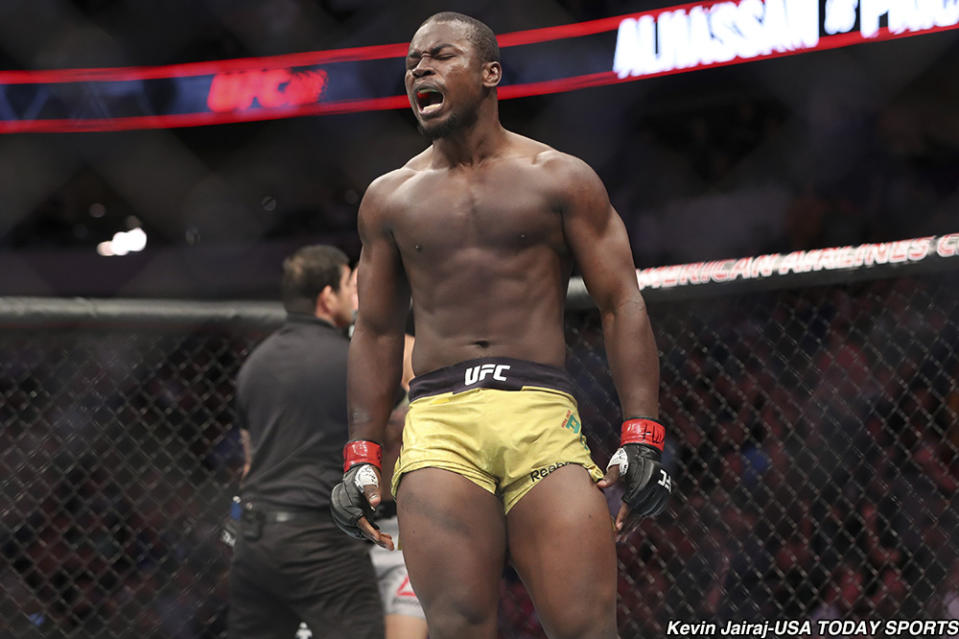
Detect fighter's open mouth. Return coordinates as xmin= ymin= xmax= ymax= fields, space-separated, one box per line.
xmin=416 ymin=88 xmax=444 ymax=114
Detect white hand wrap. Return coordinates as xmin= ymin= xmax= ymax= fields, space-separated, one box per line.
xmin=354 ymin=464 xmax=379 ymax=490
xmin=607 ymin=447 xmax=629 ymax=475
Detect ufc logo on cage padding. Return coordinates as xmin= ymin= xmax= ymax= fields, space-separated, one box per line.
xmin=464 ymin=364 xmax=511 ymax=385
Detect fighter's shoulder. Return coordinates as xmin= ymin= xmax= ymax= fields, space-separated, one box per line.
xmin=359 ymin=166 xmax=420 ymax=225
xmin=506 ymin=138 xmax=607 ymax=209
xmin=515 ymin=136 xmax=602 ymax=185
xmin=364 ymin=167 xmax=415 ymax=202
xmin=363 ymin=149 xmax=433 ymax=202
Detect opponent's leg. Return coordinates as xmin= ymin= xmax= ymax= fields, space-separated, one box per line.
xmin=396 ymin=468 xmax=506 ymax=639
xmin=385 ymin=613 xmax=429 ymax=639
xmin=506 ymin=465 xmax=619 ymax=639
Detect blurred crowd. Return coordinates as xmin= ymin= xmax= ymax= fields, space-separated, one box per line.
xmin=538 ymin=274 xmax=957 ymax=639
xmin=2 ymin=272 xmax=957 ymax=638
xmin=0 ymin=328 xmax=254 ymax=638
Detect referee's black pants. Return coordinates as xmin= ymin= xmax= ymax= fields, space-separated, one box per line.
xmin=229 ymin=518 xmax=384 ymax=639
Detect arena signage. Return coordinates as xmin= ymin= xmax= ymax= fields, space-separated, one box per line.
xmin=636 ymin=233 xmax=959 ymax=290
xmin=613 ymin=0 xmax=959 ymax=78
xmin=0 ymin=2 xmax=957 ymax=133
xmin=206 ymin=69 xmax=329 ymax=112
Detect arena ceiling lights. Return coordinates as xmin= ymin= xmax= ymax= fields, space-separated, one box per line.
xmin=1 ymin=0 xmax=957 ymax=133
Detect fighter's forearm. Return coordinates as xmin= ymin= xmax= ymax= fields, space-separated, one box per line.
xmin=347 ymin=323 xmax=406 ymax=444
xmin=600 ymin=297 xmax=660 ymax=420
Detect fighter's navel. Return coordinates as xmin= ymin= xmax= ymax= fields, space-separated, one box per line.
xmin=414 ymin=244 xmax=422 ymax=252
xmin=473 ymin=340 xmax=490 ymax=349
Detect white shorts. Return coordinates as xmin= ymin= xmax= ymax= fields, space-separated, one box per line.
xmin=369 ymin=515 xmax=425 ymax=619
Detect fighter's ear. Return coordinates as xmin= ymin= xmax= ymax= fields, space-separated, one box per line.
xmin=482 ymin=60 xmax=502 ymax=88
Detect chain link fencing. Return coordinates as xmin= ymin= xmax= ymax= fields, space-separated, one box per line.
xmin=2 ymin=264 xmax=958 ymax=639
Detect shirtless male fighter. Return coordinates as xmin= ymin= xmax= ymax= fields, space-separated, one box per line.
xmin=331 ymin=12 xmax=671 ymax=639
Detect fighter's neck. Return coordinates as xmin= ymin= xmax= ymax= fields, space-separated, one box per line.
xmin=430 ymin=119 xmax=509 ymax=168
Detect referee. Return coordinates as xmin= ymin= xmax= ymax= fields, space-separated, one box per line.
xmin=229 ymin=244 xmax=384 ymax=639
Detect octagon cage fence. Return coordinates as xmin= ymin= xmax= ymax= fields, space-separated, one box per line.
xmin=1 ymin=239 xmax=958 ymax=639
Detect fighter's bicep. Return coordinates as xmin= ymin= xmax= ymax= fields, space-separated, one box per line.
xmin=356 ymin=241 xmax=408 ymax=320
xmin=561 ymin=166 xmax=638 ymax=309
xmin=355 ymin=192 xmax=410 ymax=331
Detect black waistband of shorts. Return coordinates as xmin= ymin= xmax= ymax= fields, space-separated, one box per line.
xmin=408 ymin=357 xmax=576 ymax=402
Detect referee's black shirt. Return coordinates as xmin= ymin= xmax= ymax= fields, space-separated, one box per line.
xmin=236 ymin=313 xmax=348 ymax=514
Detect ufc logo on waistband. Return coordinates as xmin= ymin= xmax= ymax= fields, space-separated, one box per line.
xmin=465 ymin=364 xmax=510 ymax=385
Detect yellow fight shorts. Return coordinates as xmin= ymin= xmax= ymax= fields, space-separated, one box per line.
xmin=391 ymin=357 xmax=604 ymax=513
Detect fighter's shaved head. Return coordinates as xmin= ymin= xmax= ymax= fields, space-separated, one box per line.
xmin=419 ymin=12 xmax=500 ymax=63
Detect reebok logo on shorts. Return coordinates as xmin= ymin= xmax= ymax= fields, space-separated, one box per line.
xmin=530 ymin=461 xmax=569 ymax=482
xmin=464 ymin=363 xmax=510 ymax=385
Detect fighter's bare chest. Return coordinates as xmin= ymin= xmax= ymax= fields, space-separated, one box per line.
xmin=389 ymin=168 xmax=564 ymax=253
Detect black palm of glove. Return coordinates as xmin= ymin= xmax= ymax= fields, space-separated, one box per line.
xmin=620 ymin=444 xmax=671 ymax=517
xmin=330 ymin=464 xmax=379 ymax=540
